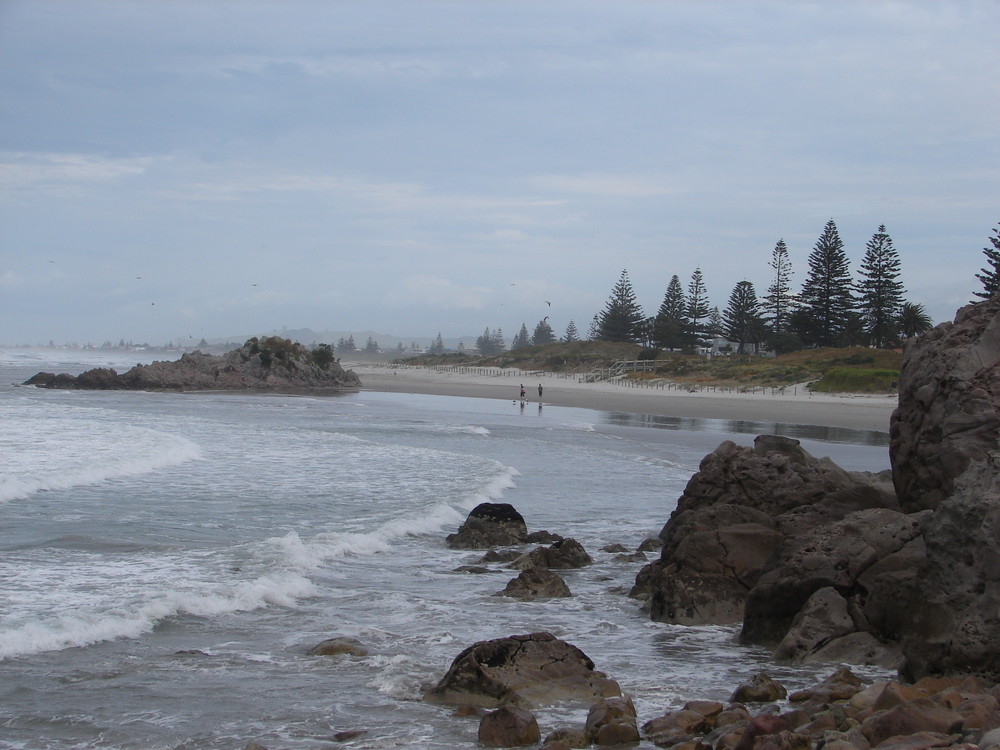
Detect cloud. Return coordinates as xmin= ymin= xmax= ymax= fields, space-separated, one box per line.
xmin=528 ymin=173 xmax=683 ymax=198
xmin=384 ymin=275 xmax=493 ymax=311
xmin=0 ymin=152 xmax=149 ymax=191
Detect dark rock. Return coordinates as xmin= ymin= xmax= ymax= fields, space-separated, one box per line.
xmin=787 ymin=666 xmax=865 ymax=706
xmin=637 ymin=536 xmax=663 ymax=552
xmin=307 ymin=637 xmax=368 ymax=657
xmin=543 ymin=727 xmax=589 ymax=748
xmin=453 ymin=565 xmax=491 ymax=574
xmin=497 ymin=567 xmax=571 ymax=600
xmin=446 ymin=502 xmax=528 ymax=549
xmin=478 ymin=704 xmax=540 ymax=747
xmin=585 ymin=696 xmax=640 ymax=746
xmin=423 ymin=632 xmax=621 ymax=708
xmin=526 ymin=530 xmax=564 ymax=544
xmin=891 ymin=297 xmax=1000 ymax=513
xmin=741 ymin=508 xmax=921 ymax=646
xmin=861 ymin=698 xmax=964 ymax=746
xmin=732 ymin=714 xmax=790 ymax=750
xmin=601 ymin=543 xmax=629 ymax=553
xmin=880 ymin=298 xmax=1000 ymax=682
xmin=510 ymin=538 xmax=593 ymax=570
xmin=479 ymin=549 xmax=522 ymax=563
xmin=730 ymin=672 xmax=787 ymax=703
xmin=633 ymin=435 xmax=898 ymax=627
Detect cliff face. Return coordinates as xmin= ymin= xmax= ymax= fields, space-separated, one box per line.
xmin=25 ymin=337 xmax=361 ymax=392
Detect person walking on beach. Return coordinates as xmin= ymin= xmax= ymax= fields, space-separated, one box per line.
xmin=537 ymin=384 xmax=543 ymax=398
xmin=519 ymin=384 xmax=526 ymax=400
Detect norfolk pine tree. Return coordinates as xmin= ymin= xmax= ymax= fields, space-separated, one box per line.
xmin=563 ymin=320 xmax=580 ymax=342
xmin=597 ymin=269 xmax=645 ymax=342
xmin=685 ymin=268 xmax=711 ymax=348
xmin=511 ymin=323 xmax=531 ymax=350
xmin=857 ymin=224 xmax=906 ymax=348
xmin=798 ymin=219 xmax=854 ymax=347
xmin=763 ymin=239 xmax=795 ymax=333
xmin=723 ymin=281 xmax=765 ymax=354
xmin=974 ymin=222 xmax=1000 ymax=301
xmin=532 ymin=318 xmax=556 ymax=345
xmin=653 ymin=274 xmax=688 ymax=350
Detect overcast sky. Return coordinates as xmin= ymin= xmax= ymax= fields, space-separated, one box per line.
xmin=1 ymin=1 xmax=998 ymax=346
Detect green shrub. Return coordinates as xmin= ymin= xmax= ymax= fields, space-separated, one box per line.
xmin=811 ymin=367 xmax=899 ymax=393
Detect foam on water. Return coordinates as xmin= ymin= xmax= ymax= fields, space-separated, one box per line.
xmin=0 ymin=401 xmax=202 ymax=503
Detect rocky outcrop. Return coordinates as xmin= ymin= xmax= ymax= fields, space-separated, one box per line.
xmin=423 ymin=632 xmax=621 ymax=708
xmin=631 ymin=435 xmax=898 ymax=632
xmin=632 ymin=298 xmax=1000 ymax=681
xmin=24 ymin=337 xmax=361 ymax=392
xmin=446 ymin=503 xmax=528 ymax=549
xmin=878 ymin=297 xmax=1000 ymax=682
xmin=891 ymin=297 xmax=1000 ymax=513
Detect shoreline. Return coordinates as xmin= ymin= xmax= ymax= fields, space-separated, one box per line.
xmin=347 ymin=363 xmax=896 ymax=433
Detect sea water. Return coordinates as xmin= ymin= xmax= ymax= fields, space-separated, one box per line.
xmin=0 ymin=350 xmax=893 ymax=749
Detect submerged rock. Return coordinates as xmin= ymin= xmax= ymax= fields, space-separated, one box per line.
xmin=497 ymin=568 xmax=571 ymax=600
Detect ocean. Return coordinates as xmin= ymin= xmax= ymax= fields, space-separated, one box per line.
xmin=0 ymin=349 xmax=893 ymax=749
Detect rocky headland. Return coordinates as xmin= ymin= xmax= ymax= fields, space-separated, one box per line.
xmin=23 ymin=336 xmax=361 ymax=392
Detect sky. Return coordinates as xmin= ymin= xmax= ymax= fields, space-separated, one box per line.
xmin=1 ymin=0 xmax=998 ymax=347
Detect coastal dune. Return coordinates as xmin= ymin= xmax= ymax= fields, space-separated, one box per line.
xmin=349 ymin=363 xmax=896 ymax=433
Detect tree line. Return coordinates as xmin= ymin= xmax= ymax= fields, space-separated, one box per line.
xmin=589 ymin=219 xmax=999 ymax=354
xmin=410 ymin=219 xmax=998 ymax=357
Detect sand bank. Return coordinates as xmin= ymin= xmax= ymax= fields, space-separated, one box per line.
xmin=347 ymin=363 xmax=895 ymax=433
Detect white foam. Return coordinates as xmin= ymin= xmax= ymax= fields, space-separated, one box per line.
xmin=0 ymin=571 xmax=316 ymax=659
xmin=0 ymin=402 xmax=203 ymax=503
xmin=265 ymin=462 xmax=520 ymax=570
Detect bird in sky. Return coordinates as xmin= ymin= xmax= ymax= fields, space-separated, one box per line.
xmin=545 ymin=300 xmax=551 ymax=306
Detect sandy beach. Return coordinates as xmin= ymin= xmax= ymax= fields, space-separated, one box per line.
xmin=347 ymin=363 xmax=896 ymax=433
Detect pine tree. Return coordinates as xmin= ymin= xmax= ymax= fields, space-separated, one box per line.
xmin=797 ymin=219 xmax=855 ymax=347
xmin=974 ymin=222 xmax=1000 ymax=301
xmin=588 ymin=314 xmax=601 ymax=341
xmin=653 ymin=274 xmax=688 ymax=350
xmin=532 ymin=318 xmax=556 ymax=345
xmin=723 ymin=281 xmax=765 ymax=354
xmin=563 ymin=320 xmax=580 ymax=342
xmin=365 ymin=337 xmax=380 ymax=353
xmin=763 ymin=239 xmax=795 ymax=333
xmin=597 ymin=269 xmax=645 ymax=342
xmin=476 ymin=327 xmax=506 ymax=356
xmin=857 ymin=225 xmax=906 ymax=348
xmin=707 ymin=306 xmax=723 ymax=338
xmin=512 ymin=323 xmax=531 ymax=350
xmin=685 ymin=268 xmax=711 ymax=347
xmin=429 ymin=332 xmax=445 ymax=354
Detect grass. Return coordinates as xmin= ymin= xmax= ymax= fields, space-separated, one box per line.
xmin=398 ymin=343 xmax=903 ymax=394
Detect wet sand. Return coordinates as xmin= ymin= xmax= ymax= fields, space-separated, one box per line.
xmin=347 ymin=364 xmax=896 ymax=433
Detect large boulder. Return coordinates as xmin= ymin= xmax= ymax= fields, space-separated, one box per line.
xmin=879 ymin=298 xmax=1000 ymax=682
xmin=741 ymin=508 xmax=923 ymax=646
xmin=446 ymin=503 xmax=528 ymax=549
xmin=891 ymin=296 xmax=1000 ymax=513
xmin=632 ymin=435 xmax=898 ymax=626
xmin=423 ymin=632 xmax=621 ymax=708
